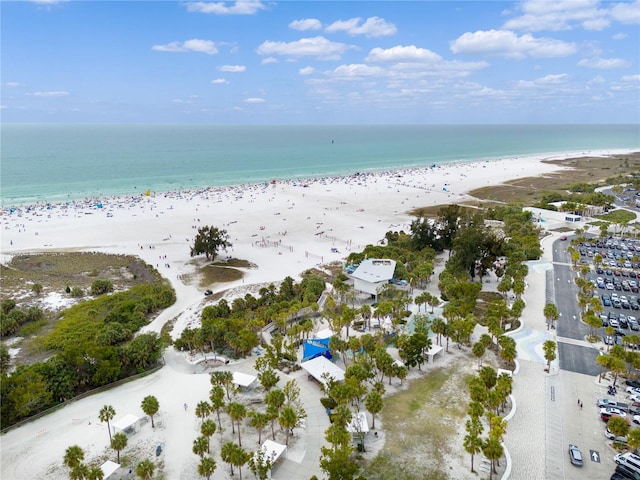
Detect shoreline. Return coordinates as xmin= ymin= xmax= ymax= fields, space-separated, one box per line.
xmin=0 ymin=147 xmax=637 ymax=480
xmin=1 ymin=147 xmax=637 ymax=210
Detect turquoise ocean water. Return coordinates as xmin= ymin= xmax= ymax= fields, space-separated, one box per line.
xmin=1 ymin=124 xmax=639 ymax=206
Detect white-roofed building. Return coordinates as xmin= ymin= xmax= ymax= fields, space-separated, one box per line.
xmin=350 ymin=259 xmax=396 ymax=298
xmin=300 ymin=356 xmax=345 ymax=386
xmin=112 ymin=414 xmax=140 ymax=435
xmin=100 ymin=461 xmax=120 ymax=479
xmin=254 ymin=440 xmax=287 ymax=479
xmin=232 ymin=371 xmax=258 ymax=390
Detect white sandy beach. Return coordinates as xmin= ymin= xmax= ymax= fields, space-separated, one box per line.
xmin=0 ymin=149 xmax=634 ymax=480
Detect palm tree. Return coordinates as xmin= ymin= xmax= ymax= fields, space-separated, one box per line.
xmin=248 ymin=411 xmax=269 ymax=445
xmin=230 ymin=444 xmax=250 ymax=480
xmin=195 ymin=401 xmax=212 ymax=422
xmin=136 ymin=459 xmax=155 ymax=480
xmin=200 ymin=419 xmax=217 ymax=453
xmin=543 ymin=303 xmax=559 ymax=330
xmin=364 ymin=391 xmax=383 ymax=429
xmin=463 ymin=430 xmax=483 ymax=472
xmin=70 ymin=464 xmax=89 ymax=480
xmin=209 ymin=385 xmax=226 ymax=429
xmin=278 ymin=406 xmax=298 ymax=446
xmin=193 ymin=436 xmax=208 ymax=459
xmin=198 ymin=456 xmax=217 ymax=480
xmin=543 ymin=340 xmax=557 ymax=372
xmin=87 ymin=466 xmax=105 ymax=480
xmin=111 ymin=432 xmax=128 ymax=463
xmin=482 ymin=437 xmax=504 ymax=479
xmin=99 ymin=405 xmax=116 ymax=442
xmin=221 ymin=441 xmax=236 ymax=476
xmin=63 ymin=445 xmax=85 ymax=470
xmin=226 ymin=402 xmax=247 ymax=446
xmin=141 ymin=395 xmax=160 ymax=428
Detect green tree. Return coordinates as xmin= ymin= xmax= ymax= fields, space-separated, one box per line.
xmin=190 ymin=226 xmax=232 ymax=261
xmin=472 ymin=342 xmax=486 ymax=368
xmin=91 ymin=279 xmax=114 ymax=296
xmin=141 ymin=395 xmax=159 ymax=428
xmin=31 ymin=283 xmax=43 ymax=295
xmin=63 ymin=445 xmax=85 ymax=470
xmin=543 ymin=340 xmax=556 ymax=371
xmin=87 ymin=466 xmax=105 ymax=480
xmin=111 ymin=432 xmax=128 ymax=463
xmin=193 ymin=436 xmax=208 ymax=459
xmin=365 ymin=390 xmax=383 ymax=430
xmin=226 ymin=402 xmax=248 ymax=446
xmin=543 ymin=303 xmax=559 ymax=330
xmin=279 ymin=406 xmax=298 ymax=447
xmin=248 ymin=411 xmax=270 ymax=445
xmin=463 ymin=417 xmax=483 ymax=472
xmin=482 ymin=437 xmax=504 ymax=479
xmin=201 ymin=419 xmax=217 ymax=454
xmin=195 ymin=400 xmax=212 ymax=422
xmin=221 ymin=441 xmax=237 ymax=477
xmin=608 ymin=415 xmax=630 ymax=441
xmin=249 ymin=447 xmax=274 ymax=480
xmin=230 ymin=444 xmax=250 ymax=480
xmin=197 ymin=456 xmax=217 ymax=480
xmin=99 ymin=405 xmax=116 ymax=443
xmin=209 ymin=385 xmax=225 ymax=429
xmin=136 ymin=459 xmax=155 ymax=480
xmin=628 ymin=428 xmax=640 ymax=451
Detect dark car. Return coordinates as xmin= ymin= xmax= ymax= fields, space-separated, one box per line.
xmin=626 ymin=379 xmax=640 ymax=389
xmin=204 ymin=289 xmax=213 ymax=296
xmin=568 ymin=444 xmax=583 ymax=466
xmin=560 ymin=236 xmax=568 ymax=241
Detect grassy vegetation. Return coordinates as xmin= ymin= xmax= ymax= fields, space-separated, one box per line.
xmin=595 ymin=209 xmax=637 ymax=224
xmin=362 ymin=360 xmax=472 ymax=480
xmin=465 ymin=153 xmax=640 ymax=207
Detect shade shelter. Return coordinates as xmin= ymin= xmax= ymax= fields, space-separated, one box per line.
xmin=300 ymin=356 xmax=345 ymax=386
xmin=232 ymin=371 xmax=257 ymax=390
xmin=112 ymin=414 xmax=140 ymax=435
xmin=100 ymin=461 xmax=120 ymax=479
xmin=345 ymin=412 xmax=369 ymax=434
xmin=254 ymin=440 xmax=287 ymax=479
xmin=424 ymin=344 xmax=444 ymax=363
xmin=302 ymin=337 xmax=332 ymax=361
xmin=315 ymin=328 xmax=334 ymax=339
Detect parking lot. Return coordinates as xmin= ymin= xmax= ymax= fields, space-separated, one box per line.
xmin=561 ymin=235 xmax=640 ymax=479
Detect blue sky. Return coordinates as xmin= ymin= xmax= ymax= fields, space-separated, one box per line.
xmin=2 ymin=0 xmax=639 ymax=124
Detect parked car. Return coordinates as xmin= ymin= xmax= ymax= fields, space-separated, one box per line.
xmin=604 ymin=335 xmax=615 ymax=345
xmin=601 ymin=407 xmax=628 ymax=419
xmin=606 ymin=427 xmax=629 ymax=444
xmin=568 ymin=444 xmax=583 ymax=466
xmin=626 ymin=386 xmax=640 ymax=395
xmin=629 ymin=317 xmax=639 ymax=330
xmin=626 ymin=379 xmax=640 ymax=389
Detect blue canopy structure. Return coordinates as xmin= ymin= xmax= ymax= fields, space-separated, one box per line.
xmin=302 ymin=337 xmax=332 ymax=361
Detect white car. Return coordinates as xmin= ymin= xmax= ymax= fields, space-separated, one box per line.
xmin=626 ymin=386 xmax=640 ymax=395
xmin=601 ymin=407 xmax=627 ymax=418
xmin=629 ymin=394 xmax=640 ymax=403
xmin=633 ymin=415 xmax=640 ymax=425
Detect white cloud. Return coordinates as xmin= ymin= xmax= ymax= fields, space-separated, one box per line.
xmin=329 ymin=64 xmax=386 ymax=78
xmin=503 ymin=0 xmax=610 ymax=32
xmin=289 ymin=18 xmax=322 ymax=31
xmin=244 ymin=97 xmax=265 ymax=103
xmin=31 ymin=91 xmax=69 ymax=97
xmin=186 ymin=1 xmax=266 ymax=15
xmin=450 ymin=29 xmax=577 ymax=59
xmin=366 ymin=45 xmax=442 ymax=63
xmin=610 ymin=0 xmax=640 ymax=24
xmin=612 ymin=33 xmax=628 ymax=40
xmin=211 ymin=78 xmax=229 ymax=84
xmin=218 ymin=65 xmax=246 ymax=72
xmin=4 ymin=82 xmax=24 ymax=88
xmin=152 ymin=39 xmax=217 ymax=55
xmin=299 ymin=66 xmax=315 ymax=76
xmin=173 ymin=98 xmax=194 ymax=105
xmin=621 ymin=74 xmax=640 ymax=82
xmin=261 ymin=57 xmax=278 ymax=65
xmin=257 ymin=36 xmax=356 ymax=60
xmin=578 ymin=57 xmax=631 ymax=69
xmin=588 ymin=75 xmax=606 ymax=84
xmin=325 ymin=16 xmax=397 ymax=37
xmin=535 ymin=73 xmax=570 ymax=84
xmin=30 ymin=0 xmax=68 ymax=4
